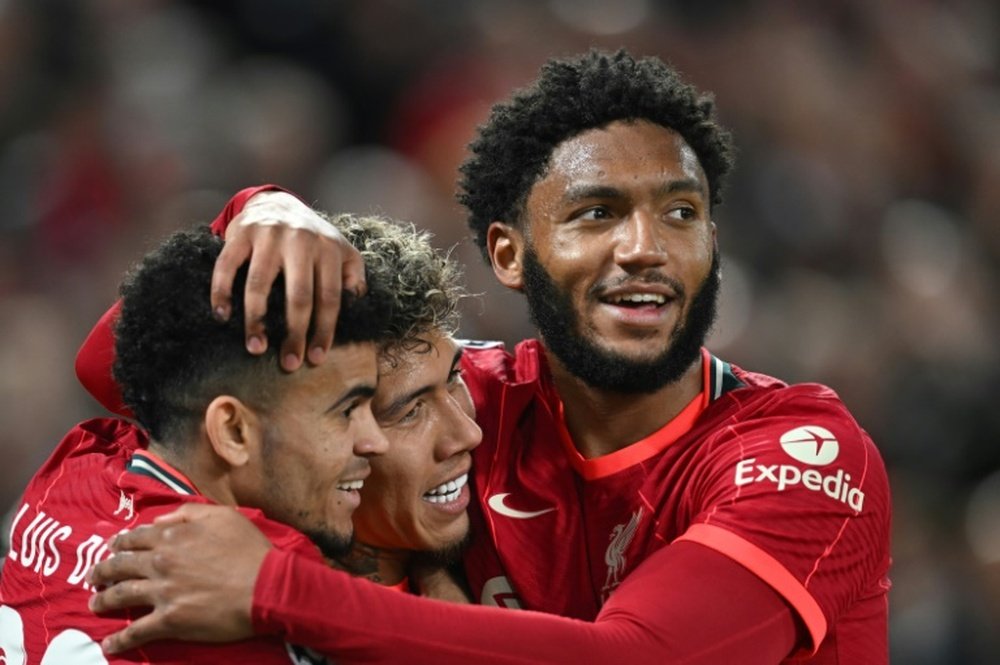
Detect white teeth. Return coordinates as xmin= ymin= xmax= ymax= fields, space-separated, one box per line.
xmin=611 ymin=293 xmax=666 ymax=305
xmin=423 ymin=473 xmax=468 ymax=504
xmin=337 ymin=480 xmax=364 ymax=491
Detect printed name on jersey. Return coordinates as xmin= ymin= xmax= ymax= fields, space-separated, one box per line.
xmin=5 ymin=502 xmax=114 ymax=591
xmin=734 ymin=425 xmax=866 ymax=512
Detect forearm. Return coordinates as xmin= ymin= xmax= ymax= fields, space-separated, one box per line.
xmin=254 ymin=542 xmax=799 ymax=665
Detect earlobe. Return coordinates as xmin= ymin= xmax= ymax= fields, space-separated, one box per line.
xmin=204 ymin=396 xmax=259 ymax=468
xmin=487 ymin=222 xmax=525 ymax=291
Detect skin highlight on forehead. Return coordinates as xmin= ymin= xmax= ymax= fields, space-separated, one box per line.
xmin=543 ymin=121 xmax=710 ymax=206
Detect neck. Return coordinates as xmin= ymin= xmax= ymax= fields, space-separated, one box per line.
xmin=548 ymin=351 xmax=704 ymax=459
xmin=335 ymin=541 xmax=410 ymax=586
xmin=146 ymin=440 xmax=237 ymax=506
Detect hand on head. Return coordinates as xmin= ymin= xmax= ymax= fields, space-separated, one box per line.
xmin=215 ymin=191 xmax=367 ymax=371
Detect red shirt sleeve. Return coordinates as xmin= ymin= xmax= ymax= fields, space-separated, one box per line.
xmin=252 ymin=539 xmax=800 ymax=664
xmin=74 ymin=185 xmax=287 ymax=416
xmin=675 ymin=387 xmax=891 ymax=654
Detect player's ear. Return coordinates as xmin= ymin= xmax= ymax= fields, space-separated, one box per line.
xmin=487 ymin=221 xmax=525 ymax=291
xmin=204 ymin=396 xmax=260 ymax=469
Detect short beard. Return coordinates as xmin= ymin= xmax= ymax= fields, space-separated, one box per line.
xmin=303 ymin=528 xmax=354 ymax=562
xmin=409 ymin=531 xmax=471 ymax=569
xmin=521 ymin=246 xmax=720 ymax=394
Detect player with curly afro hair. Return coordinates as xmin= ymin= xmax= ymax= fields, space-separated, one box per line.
xmin=458 ymin=48 xmax=735 ymax=260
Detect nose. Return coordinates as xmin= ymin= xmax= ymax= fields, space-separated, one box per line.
xmin=354 ymin=409 xmax=390 ymax=457
xmin=613 ymin=210 xmax=668 ymax=271
xmin=435 ymin=390 xmax=482 ymax=461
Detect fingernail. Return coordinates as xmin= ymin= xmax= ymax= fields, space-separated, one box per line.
xmin=213 ymin=305 xmax=229 ymax=321
xmin=102 ymin=638 xmax=117 ymax=654
xmin=283 ymin=353 xmax=300 ymax=370
xmin=248 ymin=336 xmax=265 ymax=354
xmin=308 ymin=347 xmax=325 ymax=365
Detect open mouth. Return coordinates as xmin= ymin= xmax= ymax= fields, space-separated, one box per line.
xmin=336 ymin=479 xmax=365 ymax=492
xmin=423 ymin=473 xmax=469 ymax=504
xmin=604 ymin=292 xmax=668 ymax=308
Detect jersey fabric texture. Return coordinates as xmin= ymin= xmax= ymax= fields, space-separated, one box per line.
xmin=0 ymin=417 xmax=332 ymax=665
xmin=459 ymin=340 xmax=890 ymax=662
xmin=247 ymin=341 xmax=889 ymax=664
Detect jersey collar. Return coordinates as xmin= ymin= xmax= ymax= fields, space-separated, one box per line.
xmin=127 ymin=449 xmax=200 ymax=496
xmin=553 ymin=348 xmax=745 ymax=480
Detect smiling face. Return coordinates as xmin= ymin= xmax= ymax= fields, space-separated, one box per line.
xmin=490 ymin=120 xmax=719 ymax=392
xmin=243 ymin=342 xmax=388 ymax=559
xmin=352 ymin=333 xmax=481 ymax=556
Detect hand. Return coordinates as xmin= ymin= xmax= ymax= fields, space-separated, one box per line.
xmin=212 ymin=191 xmax=367 ymax=371
xmin=87 ymin=504 xmax=272 ymax=654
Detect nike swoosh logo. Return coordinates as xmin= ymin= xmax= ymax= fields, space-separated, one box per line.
xmin=487 ymin=493 xmax=556 ymax=519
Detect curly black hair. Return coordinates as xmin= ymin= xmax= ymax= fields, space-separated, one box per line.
xmin=113 ymin=226 xmax=393 ymax=445
xmin=458 ymin=49 xmax=736 ymax=261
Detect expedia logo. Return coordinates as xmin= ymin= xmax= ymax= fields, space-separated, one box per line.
xmin=734 ymin=425 xmax=865 ymax=512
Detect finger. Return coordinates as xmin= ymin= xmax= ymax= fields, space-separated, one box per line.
xmin=306 ymin=259 xmax=341 ymax=366
xmin=101 ymin=610 xmax=174 ymax=655
xmin=241 ymin=233 xmax=282 ymax=355
xmin=156 ymin=502 xmax=230 ymax=526
xmin=88 ymin=576 xmax=157 ymax=613
xmin=211 ymin=234 xmax=252 ymax=322
xmin=278 ymin=237 xmax=316 ymax=371
xmin=108 ymin=524 xmax=165 ymax=552
xmin=88 ymin=551 xmax=155 ymax=588
xmin=340 ymin=243 xmax=367 ymax=298
xmin=152 ymin=507 xmax=196 ymax=526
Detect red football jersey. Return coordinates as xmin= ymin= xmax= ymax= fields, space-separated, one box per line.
xmin=72 ymin=188 xmax=890 ymax=662
xmin=460 ymin=340 xmax=890 ymax=662
xmin=0 ymin=418 xmax=334 ymax=665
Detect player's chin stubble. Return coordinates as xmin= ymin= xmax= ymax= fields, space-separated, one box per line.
xmin=304 ymin=527 xmax=354 ymax=561
xmin=520 ymin=246 xmax=720 ymax=394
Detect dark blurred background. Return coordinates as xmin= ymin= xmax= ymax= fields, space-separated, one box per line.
xmin=0 ymin=0 xmax=997 ymax=661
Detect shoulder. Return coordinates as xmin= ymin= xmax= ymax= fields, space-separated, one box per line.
xmin=700 ymin=379 xmax=888 ymax=517
xmin=458 ymin=338 xmax=547 ymax=385
xmin=30 ymin=418 xmax=146 ymax=484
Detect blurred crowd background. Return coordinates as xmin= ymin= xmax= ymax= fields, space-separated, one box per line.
xmin=0 ymin=0 xmax=997 ymax=661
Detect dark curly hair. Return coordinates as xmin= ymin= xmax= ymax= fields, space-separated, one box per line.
xmin=326 ymin=213 xmax=465 ymax=368
xmin=458 ymin=49 xmax=736 ymax=261
xmin=114 ymin=226 xmax=393 ymax=445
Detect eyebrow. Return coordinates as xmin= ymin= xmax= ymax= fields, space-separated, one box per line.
xmin=378 ymin=346 xmax=464 ymax=420
xmin=327 ymin=383 xmax=377 ymax=413
xmin=562 ymin=178 xmax=706 ymax=205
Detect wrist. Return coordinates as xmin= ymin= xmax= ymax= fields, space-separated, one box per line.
xmin=251 ymin=547 xmax=288 ymax=636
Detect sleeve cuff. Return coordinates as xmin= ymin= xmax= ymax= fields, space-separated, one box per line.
xmin=208 ymin=184 xmax=290 ymax=237
xmin=675 ymin=522 xmax=827 ymax=653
